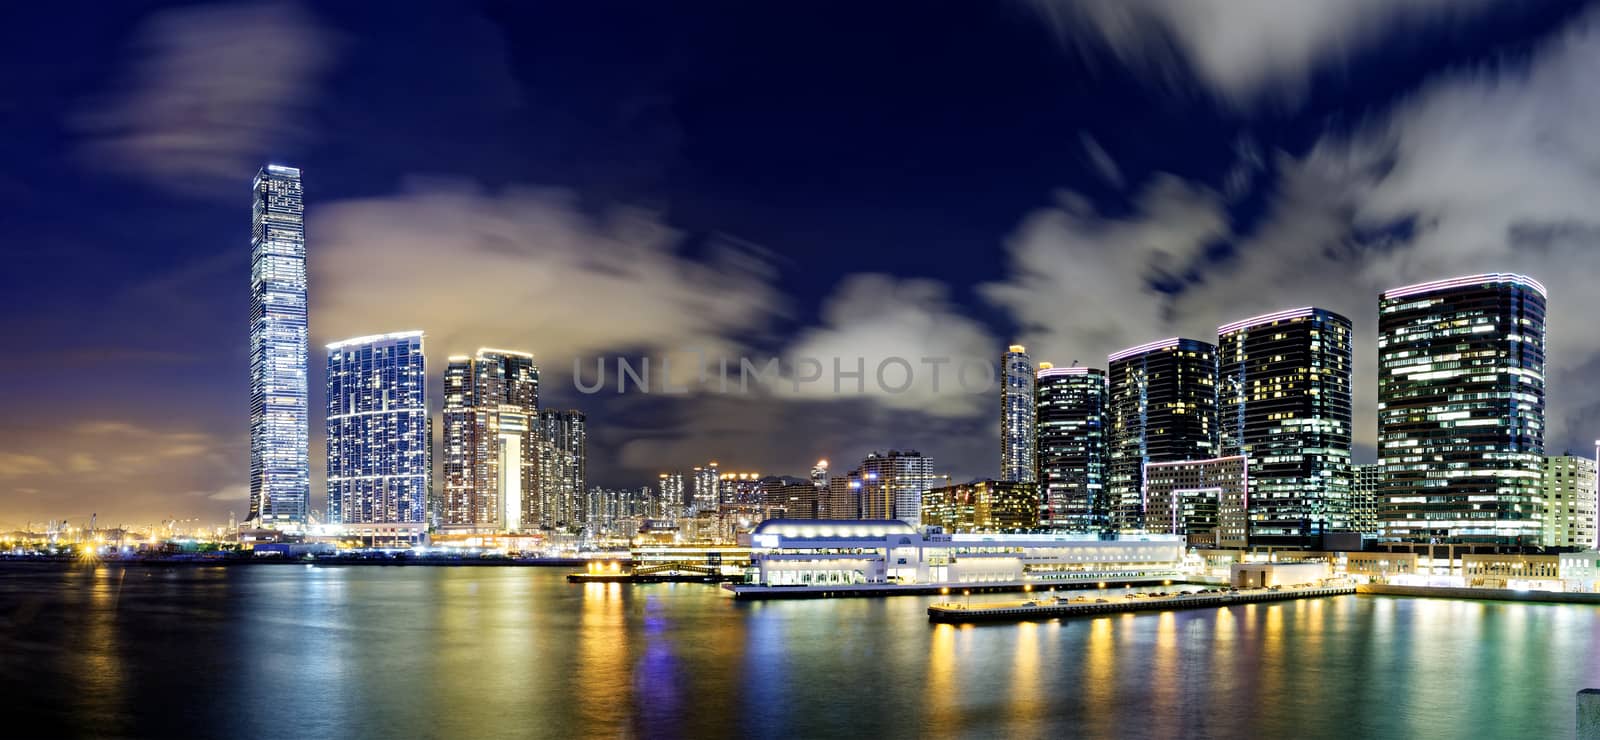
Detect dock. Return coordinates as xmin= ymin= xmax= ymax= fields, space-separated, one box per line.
xmin=927 ymin=585 xmax=1356 ymax=623
xmin=724 ymin=577 xmax=1184 ymax=601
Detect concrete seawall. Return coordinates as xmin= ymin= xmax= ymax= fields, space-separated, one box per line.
xmin=1357 ymin=583 xmax=1600 ymax=605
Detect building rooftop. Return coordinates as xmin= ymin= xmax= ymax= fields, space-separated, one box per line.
xmin=752 ymin=519 xmax=917 ymax=537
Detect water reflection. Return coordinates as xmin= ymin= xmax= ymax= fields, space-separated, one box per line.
xmin=5 ymin=567 xmax=1600 ymax=739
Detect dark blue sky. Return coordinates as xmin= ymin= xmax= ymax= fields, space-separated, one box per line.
xmin=4 ymin=0 xmax=1598 ymax=525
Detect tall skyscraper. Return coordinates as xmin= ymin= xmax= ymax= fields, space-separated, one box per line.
xmin=248 ymin=164 xmax=309 ymax=529
xmin=442 ymin=349 xmax=540 ymax=532
xmin=1378 ymin=273 xmax=1546 ymax=545
xmin=692 ymin=462 xmax=721 ymax=514
xmin=540 ymin=409 xmax=588 ymax=530
xmin=325 ymin=332 xmax=429 ymax=541
xmin=1541 ymin=454 xmax=1597 ymax=549
xmin=858 ymin=449 xmax=935 ymax=526
xmin=1106 ymin=338 xmax=1218 ymax=533
xmin=1035 ymin=364 xmax=1107 ymax=533
xmin=1001 ymin=345 xmax=1037 ymax=483
xmin=656 ymin=472 xmax=684 ymax=519
xmin=1218 ymin=307 xmax=1354 ymax=547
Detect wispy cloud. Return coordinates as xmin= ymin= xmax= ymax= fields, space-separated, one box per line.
xmin=71 ymin=1 xmax=336 ymax=195
xmin=1029 ymin=0 xmax=1496 ymax=105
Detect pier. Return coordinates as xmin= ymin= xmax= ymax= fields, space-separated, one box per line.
xmin=927 ymin=584 xmax=1355 ymax=623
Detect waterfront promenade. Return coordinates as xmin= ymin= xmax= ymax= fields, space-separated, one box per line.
xmin=928 ymin=585 xmax=1357 ymax=623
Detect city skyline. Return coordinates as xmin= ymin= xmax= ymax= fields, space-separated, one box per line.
xmin=9 ymin=2 xmax=1600 ymax=527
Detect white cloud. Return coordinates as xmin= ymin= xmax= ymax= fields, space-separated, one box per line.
xmin=71 ymin=2 xmax=335 ymax=194
xmin=1030 ymin=0 xmax=1495 ymax=105
xmin=981 ymin=174 xmax=1228 ymax=366
xmin=312 ymin=180 xmax=784 ymax=387
xmin=780 ymin=274 xmax=999 ymax=417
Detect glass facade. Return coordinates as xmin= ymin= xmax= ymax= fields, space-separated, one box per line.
xmin=248 ymin=164 xmax=309 ymax=529
xmin=1351 ymin=463 xmax=1380 ymax=536
xmin=1218 ymin=307 xmax=1353 ymax=547
xmin=1377 ymin=273 xmax=1546 ymax=545
xmin=442 ymin=349 xmax=540 ymax=531
xmin=1106 ymin=338 xmax=1218 ymax=533
xmin=540 ymin=409 xmax=588 ymax=531
xmin=1000 ymin=346 xmax=1037 ymax=483
xmin=920 ymin=480 xmax=1040 ymax=533
xmin=1034 ymin=366 xmax=1106 ymax=533
xmin=325 ymin=332 xmax=429 ymax=526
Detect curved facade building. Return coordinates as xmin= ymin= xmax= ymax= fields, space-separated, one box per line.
xmin=1035 ymin=365 xmax=1106 ymax=532
xmin=1106 ymin=338 xmax=1218 ymax=533
xmin=1377 ymin=273 xmax=1546 ymax=545
xmin=1219 ymin=307 xmax=1353 ymax=547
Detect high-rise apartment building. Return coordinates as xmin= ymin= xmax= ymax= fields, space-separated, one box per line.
xmin=442 ymin=349 xmax=540 ymax=532
xmin=1106 ymin=338 xmax=1218 ymax=533
xmin=858 ymin=449 xmax=935 ymax=526
xmin=248 ymin=164 xmax=309 ymax=529
xmin=540 ymin=409 xmax=587 ymax=531
xmin=1035 ymin=364 xmax=1107 ymax=533
xmin=1378 ymin=274 xmax=1546 ymax=545
xmin=1542 ymin=454 xmax=1597 ymax=549
xmin=921 ymin=480 xmax=1040 ymax=533
xmin=325 ymin=332 xmax=429 ymax=543
xmin=821 ymin=474 xmax=861 ymax=520
xmin=656 ymin=472 xmax=685 ymax=519
xmin=1351 ymin=463 xmax=1381 ymax=536
xmin=1218 ymin=307 xmax=1354 ymax=547
xmin=1001 ymin=345 xmax=1037 ymax=483
xmin=692 ymin=462 xmax=721 ymax=514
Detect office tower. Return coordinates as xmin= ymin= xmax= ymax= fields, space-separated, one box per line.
xmin=1351 ymin=464 xmax=1381 ymax=536
xmin=1218 ymin=307 xmax=1354 ymax=547
xmin=540 ymin=409 xmax=587 ymax=530
xmin=1378 ymin=274 xmax=1546 ymax=545
xmin=1143 ymin=456 xmax=1248 ymax=548
xmin=692 ymin=462 xmax=721 ymax=514
xmin=821 ymin=474 xmax=861 ymax=520
xmin=1035 ymin=364 xmax=1107 ymax=533
xmin=1001 ymin=345 xmax=1037 ymax=483
xmin=811 ymin=459 xmax=830 ymax=491
xmin=441 ymin=349 xmax=540 ymax=531
xmin=1106 ymin=338 xmax=1219 ymax=533
xmin=325 ymin=332 xmax=429 ymax=541
xmin=858 ymin=449 xmax=935 ymax=526
xmin=248 ymin=164 xmax=309 ymax=529
xmin=921 ymin=480 xmax=1040 ymax=533
xmin=656 ymin=472 xmax=684 ymax=519
xmin=1542 ymin=454 xmax=1598 ymax=549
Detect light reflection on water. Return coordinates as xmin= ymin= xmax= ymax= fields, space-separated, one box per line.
xmin=1 ymin=565 xmax=1598 ymax=739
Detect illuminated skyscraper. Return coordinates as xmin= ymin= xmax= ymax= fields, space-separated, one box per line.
xmin=442 ymin=349 xmax=540 ymax=531
xmin=656 ymin=472 xmax=684 ymax=519
xmin=692 ymin=462 xmax=721 ymax=514
xmin=1218 ymin=307 xmax=1353 ymax=547
xmin=1106 ymin=338 xmax=1218 ymax=533
xmin=540 ymin=409 xmax=587 ymax=530
xmin=1378 ymin=273 xmax=1546 ymax=545
xmin=858 ymin=449 xmax=935 ymax=526
xmin=325 ymin=332 xmax=429 ymax=542
xmin=1001 ymin=345 xmax=1037 ymax=483
xmin=920 ymin=479 xmax=1040 ymax=533
xmin=1034 ymin=364 xmax=1106 ymax=532
xmin=248 ymin=164 xmax=309 ymax=529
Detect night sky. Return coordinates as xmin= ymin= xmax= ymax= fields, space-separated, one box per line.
xmin=5 ymin=0 xmax=1600 ymax=527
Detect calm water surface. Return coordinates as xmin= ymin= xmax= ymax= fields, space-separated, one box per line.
xmin=2 ymin=563 xmax=1597 ymax=739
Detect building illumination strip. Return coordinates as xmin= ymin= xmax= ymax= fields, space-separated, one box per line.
xmin=1037 ymin=366 xmax=1096 ymax=378
xmin=1217 ymin=307 xmax=1316 ymax=335
xmin=1382 ymin=273 xmax=1547 ymax=300
xmin=1108 ymin=337 xmax=1182 ymax=363
xmin=326 ymin=330 xmax=425 ymax=349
